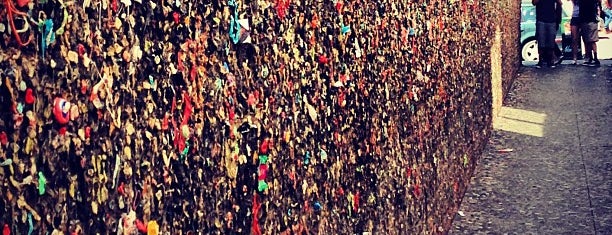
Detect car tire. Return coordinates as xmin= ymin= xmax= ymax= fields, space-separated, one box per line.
xmin=521 ymin=38 xmax=539 ymax=62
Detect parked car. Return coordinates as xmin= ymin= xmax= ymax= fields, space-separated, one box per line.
xmin=520 ymin=1 xmax=579 ymax=61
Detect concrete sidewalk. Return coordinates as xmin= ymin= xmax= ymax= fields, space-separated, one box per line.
xmin=451 ymin=61 xmax=612 ymax=234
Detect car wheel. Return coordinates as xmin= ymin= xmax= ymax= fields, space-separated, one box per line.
xmin=521 ymin=39 xmax=539 ymax=62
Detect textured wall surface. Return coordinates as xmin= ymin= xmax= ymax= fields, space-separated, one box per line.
xmin=499 ymin=0 xmax=522 ymax=93
xmin=0 ymin=0 xmax=519 ymax=234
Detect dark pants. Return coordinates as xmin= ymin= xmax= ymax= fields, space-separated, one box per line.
xmin=535 ymin=21 xmax=562 ymax=64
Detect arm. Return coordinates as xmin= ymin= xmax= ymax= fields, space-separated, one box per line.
xmin=555 ymin=1 xmax=563 ymax=26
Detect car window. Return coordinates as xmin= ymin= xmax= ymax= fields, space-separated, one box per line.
xmin=521 ymin=6 xmax=536 ymax=22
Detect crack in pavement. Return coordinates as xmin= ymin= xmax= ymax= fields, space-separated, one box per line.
xmin=575 ymin=112 xmax=598 ymax=234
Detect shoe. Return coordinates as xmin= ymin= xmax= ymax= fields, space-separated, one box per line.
xmin=582 ymin=60 xmax=594 ymax=66
xmin=549 ymin=64 xmax=557 ymax=68
xmin=588 ymin=60 xmax=600 ymax=67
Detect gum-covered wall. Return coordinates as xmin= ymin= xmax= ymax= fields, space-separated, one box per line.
xmin=0 ymin=0 xmax=519 ymax=234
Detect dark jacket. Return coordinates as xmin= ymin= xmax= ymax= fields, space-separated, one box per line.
xmin=579 ymin=0 xmax=600 ymax=23
xmin=536 ymin=0 xmax=558 ymax=23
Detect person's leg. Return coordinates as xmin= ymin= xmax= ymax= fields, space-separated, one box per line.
xmin=588 ymin=22 xmax=600 ymax=65
xmin=548 ymin=48 xmax=557 ymax=66
xmin=581 ymin=23 xmax=593 ymax=63
xmin=539 ymin=49 xmax=549 ymax=66
xmin=536 ymin=21 xmax=546 ymax=67
xmin=544 ymin=22 xmax=557 ymax=66
xmin=571 ymin=25 xmax=579 ymax=63
xmin=553 ymin=27 xmax=560 ymax=65
xmin=537 ymin=47 xmax=545 ymax=65
xmin=604 ymin=9 xmax=612 ymax=32
xmin=535 ymin=48 xmax=545 ymax=66
xmin=584 ymin=43 xmax=592 ymax=62
xmin=592 ymin=42 xmax=599 ymax=61
xmin=554 ymin=45 xmax=563 ymax=65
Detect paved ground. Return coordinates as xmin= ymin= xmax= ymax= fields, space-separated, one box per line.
xmin=451 ymin=60 xmax=612 ymax=234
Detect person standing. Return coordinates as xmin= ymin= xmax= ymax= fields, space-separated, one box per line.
xmin=603 ymin=0 xmax=612 ymax=33
xmin=553 ymin=0 xmax=564 ymax=65
xmin=570 ymin=0 xmax=582 ymax=65
xmin=580 ymin=0 xmax=601 ymax=66
xmin=533 ymin=0 xmax=563 ymax=68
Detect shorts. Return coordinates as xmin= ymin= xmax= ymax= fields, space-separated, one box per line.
xmin=570 ymin=17 xmax=581 ymax=26
xmin=581 ymin=22 xmax=599 ymax=43
xmin=536 ymin=21 xmax=557 ymax=49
